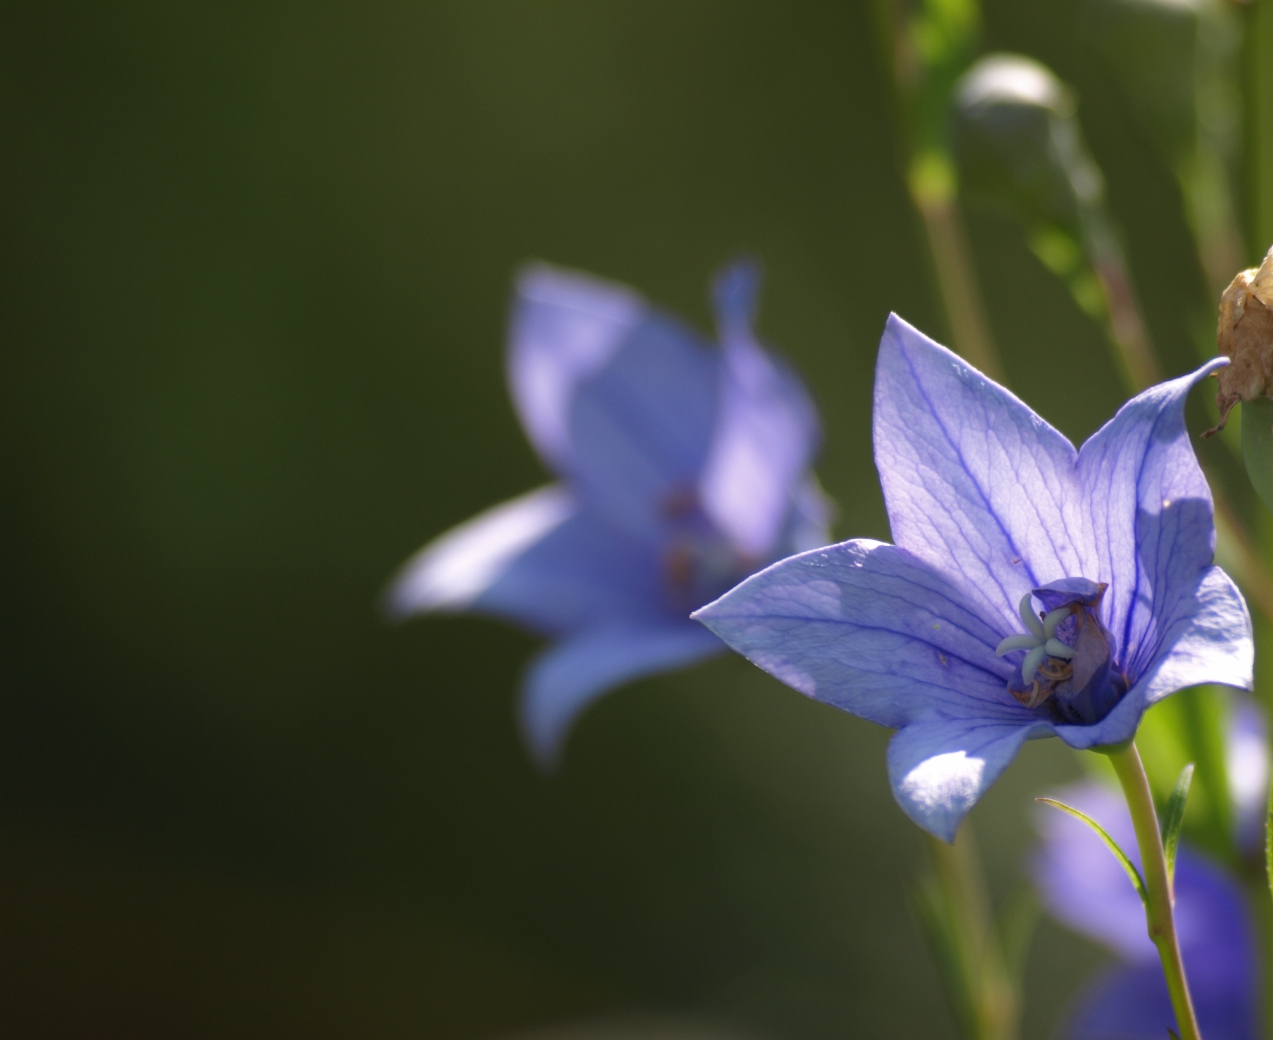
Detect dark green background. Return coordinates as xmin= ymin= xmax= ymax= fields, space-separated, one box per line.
xmin=0 ymin=2 xmax=1231 ymax=1037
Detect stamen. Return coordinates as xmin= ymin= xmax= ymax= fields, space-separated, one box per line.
xmin=1045 ymin=638 xmax=1075 ymax=659
xmin=1017 ymin=593 xmax=1044 ymax=638
xmin=1022 ymin=644 xmax=1047 ymax=684
xmin=1041 ymin=607 xmax=1070 ymax=638
xmin=997 ymin=634 xmax=1040 ymax=655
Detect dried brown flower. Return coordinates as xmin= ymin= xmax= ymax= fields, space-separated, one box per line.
xmin=1208 ymin=245 xmax=1273 ymax=436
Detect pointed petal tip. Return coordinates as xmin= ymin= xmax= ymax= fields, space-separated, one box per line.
xmin=519 ymin=625 xmax=724 ymax=774
xmin=688 ymin=590 xmax=728 ymax=624
xmin=512 ymin=259 xmax=645 ymax=307
xmin=378 ymin=582 xmax=414 ymax=625
xmin=882 ymin=311 xmax=909 ymax=334
xmin=881 ymin=311 xmax=944 ymax=347
xmin=713 ymin=253 xmax=763 ymax=289
xmin=517 ymin=659 xmax=576 ymax=774
xmin=880 ymin=312 xmax=924 ymax=356
xmin=889 ymin=719 xmax=1044 ymax=843
xmin=687 ymin=602 xmax=727 ymax=641
xmin=520 ymin=718 xmax=567 ymax=774
xmin=712 ymin=256 xmax=764 ymax=334
xmin=382 ymin=486 xmax=577 ymax=623
xmin=878 ymin=311 xmax=996 ymax=387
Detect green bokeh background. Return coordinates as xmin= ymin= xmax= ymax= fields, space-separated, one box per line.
xmin=0 ymin=2 xmax=1232 ymax=1037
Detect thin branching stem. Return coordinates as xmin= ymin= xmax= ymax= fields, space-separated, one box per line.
xmin=1107 ymin=742 xmax=1203 ymax=1040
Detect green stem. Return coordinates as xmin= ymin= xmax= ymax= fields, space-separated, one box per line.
xmin=910 ymin=160 xmax=1006 ymax=384
xmin=921 ymin=829 xmax=1018 ymax=1040
xmin=1107 ymin=742 xmax=1203 ymax=1040
xmin=1250 ymin=0 xmax=1273 ymax=253
xmin=1265 ymin=774 xmax=1273 ymax=906
xmin=1078 ymin=204 xmax=1162 ymax=392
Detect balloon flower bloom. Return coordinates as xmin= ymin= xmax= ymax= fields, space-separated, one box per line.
xmin=694 ymin=316 xmax=1252 ymax=839
xmin=1033 ymin=781 xmax=1258 ymax=1040
xmin=387 ymin=260 xmax=830 ymax=766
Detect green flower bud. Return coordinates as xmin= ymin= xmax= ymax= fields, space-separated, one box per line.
xmin=952 ymin=54 xmax=1098 ymax=233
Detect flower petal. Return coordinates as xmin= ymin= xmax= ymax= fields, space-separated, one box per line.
xmin=887 ymin=715 xmax=1043 ymax=841
xmin=565 ymin=313 xmax=720 ymax=545
xmin=698 ymin=260 xmax=821 ymax=558
xmin=519 ymin=623 xmax=722 ymax=769
xmin=873 ymin=315 xmax=1091 ymax=634
xmin=692 ymin=539 xmax=1035 ymax=730
xmin=385 ymin=485 xmax=576 ymax=619
xmin=1053 ymin=565 xmax=1253 ymax=750
xmin=1132 ymin=563 xmax=1253 ymax=704
xmin=1063 ymin=963 xmax=1172 ymax=1040
xmin=1228 ymin=694 xmax=1269 ymax=854
xmin=1065 ymin=960 xmax=1258 ymax=1040
xmin=780 ymin=474 xmax=836 ymax=556
xmin=507 ymin=263 xmax=647 ymax=473
xmin=386 ymin=486 xmax=672 ymax=636
xmin=1076 ymin=358 xmax=1229 ymax=677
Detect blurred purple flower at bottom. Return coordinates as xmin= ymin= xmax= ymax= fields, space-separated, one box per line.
xmin=387 ymin=260 xmax=830 ymax=767
xmin=1227 ymin=694 xmax=1270 ymax=854
xmin=1033 ymin=781 xmax=1258 ymax=1040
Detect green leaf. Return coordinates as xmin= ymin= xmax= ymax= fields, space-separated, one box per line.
xmin=1161 ymin=763 xmax=1194 ymax=883
xmin=1036 ymin=797 xmax=1147 ymax=906
xmin=1242 ymin=398 xmax=1273 ymax=515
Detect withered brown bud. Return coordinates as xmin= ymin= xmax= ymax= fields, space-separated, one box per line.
xmin=1207 ymin=245 xmax=1273 ymax=436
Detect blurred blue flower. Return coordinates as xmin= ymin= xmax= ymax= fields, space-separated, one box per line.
xmin=387 ymin=260 xmax=830 ymax=767
xmin=1033 ymin=781 xmax=1258 ymax=1040
xmin=694 ymin=316 xmax=1252 ymax=839
xmin=1227 ymin=693 xmax=1269 ymax=855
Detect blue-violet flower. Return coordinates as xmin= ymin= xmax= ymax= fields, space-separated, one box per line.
xmin=693 ymin=316 xmax=1252 ymax=839
xmin=1033 ymin=781 xmax=1258 ymax=1040
xmin=1227 ymin=693 xmax=1269 ymax=854
xmin=387 ymin=260 xmax=831 ymax=766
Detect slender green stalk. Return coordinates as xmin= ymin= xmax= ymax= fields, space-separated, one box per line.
xmin=1265 ymin=779 xmax=1273 ymax=904
xmin=1107 ymin=742 xmax=1203 ymax=1040
xmin=921 ymin=830 xmax=1018 ymax=1040
xmin=910 ymin=161 xmax=1006 ymax=384
xmin=1250 ymin=0 xmax=1273 ymax=254
xmin=869 ymin=0 xmax=1006 ymax=384
xmin=1181 ymin=0 xmax=1245 ymax=304
xmin=1076 ymin=202 xmax=1163 ymax=390
xmin=868 ymin=10 xmax=1022 ymax=1032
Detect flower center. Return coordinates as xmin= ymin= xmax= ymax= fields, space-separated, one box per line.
xmin=661 ymin=487 xmax=755 ymax=608
xmin=995 ymin=578 xmax=1128 ymax=725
